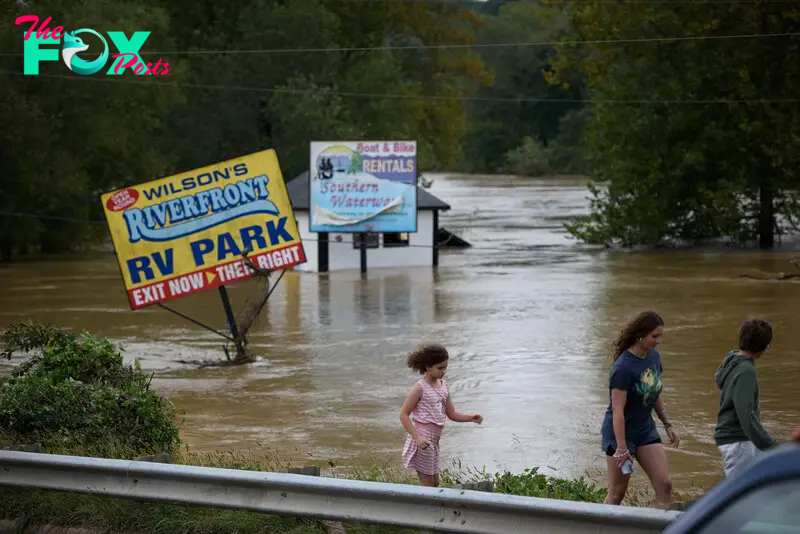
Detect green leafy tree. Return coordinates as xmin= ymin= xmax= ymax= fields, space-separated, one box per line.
xmin=548 ymin=1 xmax=800 ymax=248
xmin=0 ymin=0 xmax=184 ymax=257
xmin=0 ymin=0 xmax=490 ymax=258
xmin=161 ymin=0 xmax=490 ymax=179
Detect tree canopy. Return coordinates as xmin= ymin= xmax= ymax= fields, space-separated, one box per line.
xmin=459 ymin=1 xmax=588 ymax=176
xmin=0 ymin=0 xmax=490 ymax=259
xmin=2 ymin=0 xmax=799 ymax=257
xmin=548 ymin=1 xmax=800 ymax=248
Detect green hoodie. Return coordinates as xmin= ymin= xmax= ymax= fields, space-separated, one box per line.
xmin=714 ymin=350 xmax=778 ymax=450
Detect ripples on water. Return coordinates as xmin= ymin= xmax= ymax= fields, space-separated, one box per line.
xmin=1 ymin=173 xmax=799 ymax=494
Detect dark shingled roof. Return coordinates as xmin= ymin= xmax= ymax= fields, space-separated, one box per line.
xmin=285 ymin=171 xmax=451 ymax=211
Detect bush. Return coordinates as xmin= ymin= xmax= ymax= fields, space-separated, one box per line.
xmin=494 ymin=467 xmax=607 ymax=502
xmin=0 ymin=321 xmax=181 ymax=456
xmin=503 ymin=137 xmax=553 ymax=177
xmin=501 ymin=108 xmax=591 ymax=177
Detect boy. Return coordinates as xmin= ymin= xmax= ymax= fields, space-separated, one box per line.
xmin=714 ymin=318 xmax=779 ymax=478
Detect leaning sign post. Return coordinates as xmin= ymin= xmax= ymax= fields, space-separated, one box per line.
xmin=100 ymin=149 xmax=306 ymax=360
xmin=309 ymin=140 xmax=418 ymax=274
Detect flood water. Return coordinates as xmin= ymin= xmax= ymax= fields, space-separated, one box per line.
xmin=1 ymin=173 xmax=799 ymax=495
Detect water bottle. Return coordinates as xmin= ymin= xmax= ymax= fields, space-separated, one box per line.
xmin=621 ymin=458 xmax=634 ymax=475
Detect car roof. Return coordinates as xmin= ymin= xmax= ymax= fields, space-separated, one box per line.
xmin=663 ymin=442 xmax=800 ymax=534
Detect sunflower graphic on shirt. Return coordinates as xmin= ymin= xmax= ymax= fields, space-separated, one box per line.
xmin=635 ymin=367 xmax=662 ymax=406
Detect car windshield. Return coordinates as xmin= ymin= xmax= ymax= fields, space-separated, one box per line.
xmin=695 ymin=479 xmax=800 ymax=534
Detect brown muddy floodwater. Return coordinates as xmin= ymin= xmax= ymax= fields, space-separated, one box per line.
xmin=1 ymin=173 xmax=799 ymax=496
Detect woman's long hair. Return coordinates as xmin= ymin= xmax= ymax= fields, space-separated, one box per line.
xmin=611 ymin=311 xmax=664 ymax=362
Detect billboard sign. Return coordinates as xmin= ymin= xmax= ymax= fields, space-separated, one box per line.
xmin=101 ymin=149 xmax=305 ymax=310
xmin=309 ymin=140 xmax=417 ymax=233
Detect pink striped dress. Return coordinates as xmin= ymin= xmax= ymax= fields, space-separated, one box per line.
xmin=402 ymin=378 xmax=449 ymax=476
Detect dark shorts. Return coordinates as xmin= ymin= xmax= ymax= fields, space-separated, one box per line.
xmin=602 ymin=426 xmax=662 ymax=457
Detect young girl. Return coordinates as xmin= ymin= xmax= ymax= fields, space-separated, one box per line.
xmin=400 ymin=343 xmax=483 ymax=487
xmin=601 ymin=311 xmax=680 ymax=508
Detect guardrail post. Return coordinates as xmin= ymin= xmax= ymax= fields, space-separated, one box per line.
xmin=288 ymin=466 xmax=321 ymax=477
xmin=454 ymin=481 xmax=494 ymax=493
xmin=287 ymin=466 xmax=346 ymax=534
xmin=133 ymin=452 xmax=171 ymax=464
xmin=1 ymin=443 xmax=43 ymax=453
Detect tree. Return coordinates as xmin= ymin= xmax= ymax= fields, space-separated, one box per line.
xmin=0 ymin=0 xmax=490 ymax=258
xmin=0 ymin=0 xmax=183 ymax=256
xmin=460 ymin=2 xmax=585 ymax=173
xmin=158 ymin=0 xmax=490 ymax=179
xmin=548 ymin=1 xmax=800 ymax=248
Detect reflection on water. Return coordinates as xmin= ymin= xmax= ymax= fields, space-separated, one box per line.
xmin=1 ymin=173 xmax=799 ymax=494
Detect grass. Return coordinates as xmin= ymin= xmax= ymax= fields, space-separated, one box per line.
xmin=0 ymin=438 xmax=694 ymax=534
xmin=1 ymin=491 xmax=323 ymax=534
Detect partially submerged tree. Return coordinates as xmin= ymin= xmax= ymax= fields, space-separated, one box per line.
xmin=547 ymin=1 xmax=800 ymax=248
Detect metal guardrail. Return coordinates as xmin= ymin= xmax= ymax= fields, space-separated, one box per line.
xmin=0 ymin=450 xmax=681 ymax=533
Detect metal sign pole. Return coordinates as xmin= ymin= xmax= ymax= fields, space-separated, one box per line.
xmin=217 ymin=285 xmax=249 ymax=361
xmin=360 ymin=233 xmax=367 ymax=275
xmin=217 ymin=286 xmax=240 ymax=341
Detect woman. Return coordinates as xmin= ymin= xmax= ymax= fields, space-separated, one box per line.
xmin=600 ymin=311 xmax=680 ymax=508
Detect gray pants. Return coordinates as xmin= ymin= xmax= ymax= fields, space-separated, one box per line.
xmin=718 ymin=441 xmax=761 ymax=478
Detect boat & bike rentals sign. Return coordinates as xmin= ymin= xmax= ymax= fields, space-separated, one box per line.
xmin=309 ymin=140 xmax=417 ymax=233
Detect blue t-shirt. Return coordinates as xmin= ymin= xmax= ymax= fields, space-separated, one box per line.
xmin=601 ymin=349 xmax=663 ymax=444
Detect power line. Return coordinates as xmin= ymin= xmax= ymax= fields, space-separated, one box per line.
xmin=0 ymin=209 xmax=541 ymax=254
xmin=1 ymin=31 xmax=796 ymax=57
xmin=0 ymin=211 xmax=103 ymax=225
xmin=1 ymin=70 xmax=798 ymax=104
xmin=107 ymin=31 xmax=800 ymax=55
xmin=318 ymin=0 xmax=800 ymax=3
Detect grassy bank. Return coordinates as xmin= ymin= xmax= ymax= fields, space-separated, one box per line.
xmin=2 ymin=489 xmax=323 ymax=534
